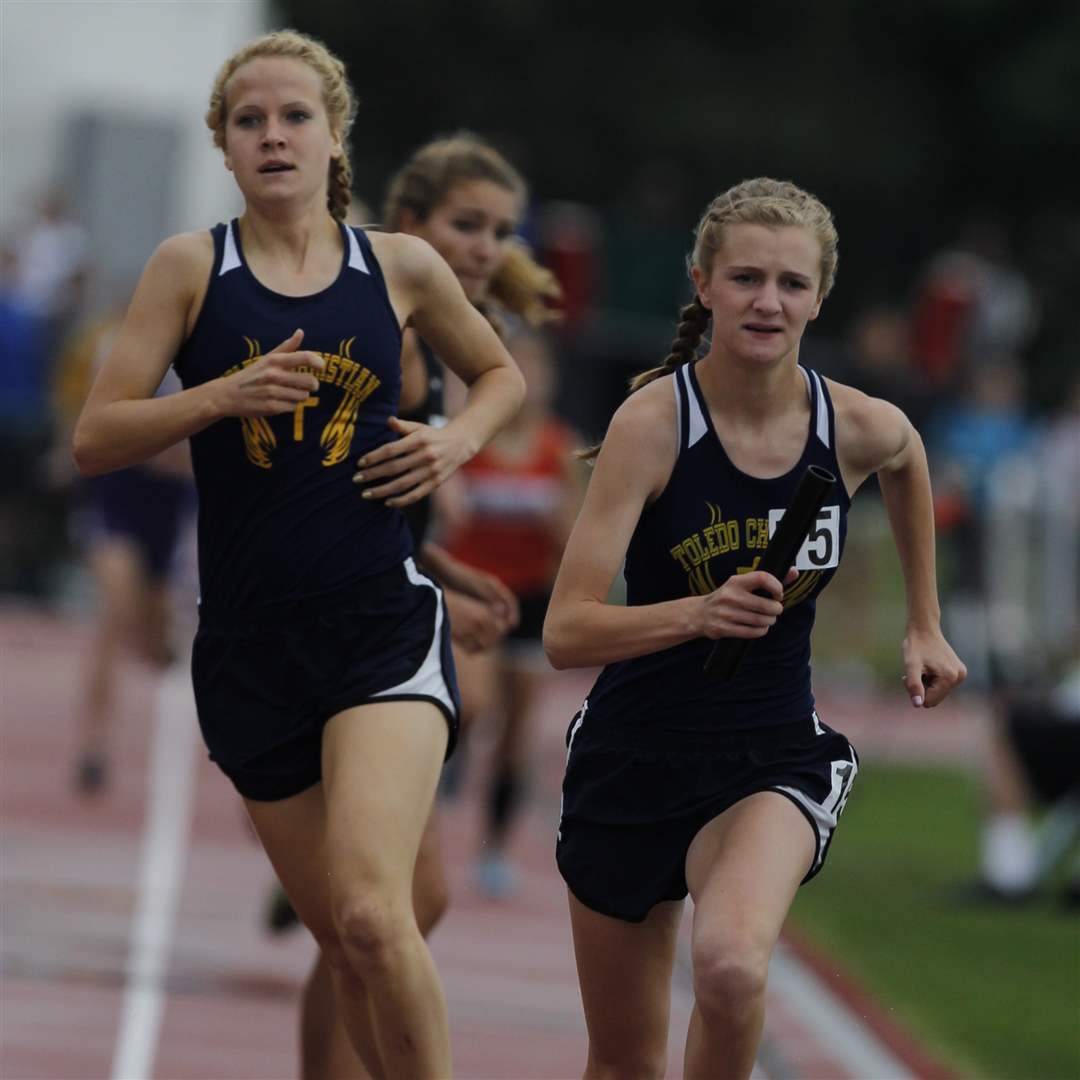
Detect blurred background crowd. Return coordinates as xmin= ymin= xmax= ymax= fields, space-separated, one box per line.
xmin=2 ymin=2 xmax=1077 ymax=1077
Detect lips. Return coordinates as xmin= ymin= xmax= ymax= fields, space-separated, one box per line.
xmin=258 ymin=161 xmax=295 ymax=174
xmin=744 ymin=324 xmax=782 ymax=333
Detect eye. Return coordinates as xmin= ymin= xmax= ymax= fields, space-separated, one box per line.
xmin=286 ymin=110 xmax=311 ymax=123
xmin=495 ymin=226 xmax=515 ymax=242
xmin=731 ymin=272 xmax=755 ymax=284
xmin=783 ymin=278 xmax=810 ymax=290
xmin=452 ymin=219 xmax=482 ymax=234
xmin=235 ymin=114 xmax=261 ymax=128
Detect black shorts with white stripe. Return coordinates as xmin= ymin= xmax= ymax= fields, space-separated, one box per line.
xmin=192 ymin=557 xmax=460 ymax=801
xmin=556 ymin=709 xmax=858 ymax=923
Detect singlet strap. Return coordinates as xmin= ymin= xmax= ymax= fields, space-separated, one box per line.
xmin=799 ymin=365 xmax=831 ymax=449
xmin=345 ymin=226 xmax=371 ymax=274
xmin=673 ymin=363 xmax=707 ymax=453
xmin=219 ymin=220 xmax=241 ymax=276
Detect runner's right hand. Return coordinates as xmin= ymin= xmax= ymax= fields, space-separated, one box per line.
xmin=699 ymin=566 xmax=799 ymax=640
xmin=219 ymin=329 xmax=325 ymax=417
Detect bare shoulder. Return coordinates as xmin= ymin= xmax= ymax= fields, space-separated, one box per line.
xmin=367 ymin=230 xmax=440 ymax=288
xmin=150 ymin=230 xmax=214 ymax=282
xmin=597 ymin=375 xmax=679 ymax=501
xmin=827 ymin=377 xmax=912 ymax=486
xmin=127 ymin=231 xmax=214 ymax=340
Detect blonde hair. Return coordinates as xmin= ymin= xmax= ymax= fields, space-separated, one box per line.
xmin=383 ymin=132 xmax=561 ymax=330
xmin=205 ymin=29 xmax=357 ymax=222
xmin=581 ymin=177 xmax=839 ymax=460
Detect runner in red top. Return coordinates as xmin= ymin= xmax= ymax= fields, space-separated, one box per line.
xmin=443 ymin=327 xmax=584 ymax=898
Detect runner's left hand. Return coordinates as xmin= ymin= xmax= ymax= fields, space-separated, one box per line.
xmin=353 ymin=416 xmax=472 ymax=507
xmin=902 ymin=627 xmax=967 ymax=708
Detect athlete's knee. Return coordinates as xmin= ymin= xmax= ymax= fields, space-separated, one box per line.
xmin=333 ymin=892 xmax=413 ymax=974
xmin=691 ymin=937 xmax=769 ymax=1019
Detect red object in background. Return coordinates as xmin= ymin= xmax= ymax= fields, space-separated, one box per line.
xmin=537 ymin=202 xmax=602 ymax=329
xmin=933 ymin=490 xmax=971 ymax=532
xmin=911 ymin=276 xmax=975 ymax=386
xmin=444 ymin=418 xmax=574 ymax=595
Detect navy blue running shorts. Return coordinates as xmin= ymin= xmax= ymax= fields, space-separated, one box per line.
xmin=556 ymin=708 xmax=858 ymax=922
xmin=191 ymin=557 xmax=460 ymax=801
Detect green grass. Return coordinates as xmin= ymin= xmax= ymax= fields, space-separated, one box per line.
xmin=788 ymin=764 xmax=1080 ymax=1080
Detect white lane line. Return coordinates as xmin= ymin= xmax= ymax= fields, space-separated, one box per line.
xmin=110 ymin=656 xmax=198 ymax=1080
xmin=767 ymin=940 xmax=915 ymax=1079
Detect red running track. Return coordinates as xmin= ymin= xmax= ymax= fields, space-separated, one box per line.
xmin=1 ymin=603 xmax=960 ymax=1078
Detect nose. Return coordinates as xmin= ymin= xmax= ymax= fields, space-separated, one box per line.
xmin=753 ymin=282 xmax=782 ymax=314
xmin=261 ymin=121 xmax=286 ymax=149
xmin=473 ymin=229 xmax=502 ymax=265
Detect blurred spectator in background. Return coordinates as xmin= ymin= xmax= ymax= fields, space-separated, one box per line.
xmin=537 ymin=162 xmax=695 ymax=450
xmin=440 ymin=326 xmax=584 ymax=898
xmin=0 ymin=245 xmax=61 ymax=596
xmin=839 ymin=303 xmax=934 ymax=438
xmin=535 ymin=200 xmax=603 ymax=335
xmin=934 ymin=364 xmax=1080 ymax=905
xmin=929 ymin=357 xmax=1036 ymax=682
xmin=51 ymin=300 xmax=195 ymax=794
xmin=9 ymin=188 xmax=89 ymax=367
xmin=911 ymin=213 xmax=1038 ymax=393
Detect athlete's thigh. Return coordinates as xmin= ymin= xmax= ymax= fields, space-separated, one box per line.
xmin=685 ymin=790 xmax=815 ymax=955
xmin=321 ymin=699 xmax=448 ymax=895
xmin=244 ymin=784 xmax=334 ymax=940
xmin=569 ymin=892 xmax=683 ymax=1060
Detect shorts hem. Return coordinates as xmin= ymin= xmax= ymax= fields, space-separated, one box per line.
xmin=559 ymin=870 xmax=650 ymax=924
xmin=557 ymin=847 xmax=684 ymax=924
xmin=328 ymin=693 xmax=460 ymax=760
xmin=224 ymin=765 xmax=322 ymax=803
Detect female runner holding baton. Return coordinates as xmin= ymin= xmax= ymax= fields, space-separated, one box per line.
xmin=544 ymin=177 xmax=965 ymax=1079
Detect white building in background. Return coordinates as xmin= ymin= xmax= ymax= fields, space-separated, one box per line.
xmin=2 ymin=0 xmax=269 ymax=307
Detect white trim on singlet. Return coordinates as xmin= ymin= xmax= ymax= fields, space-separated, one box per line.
xmin=676 ymin=364 xmax=708 ymax=450
xmin=346 ymin=227 xmax=370 ymax=274
xmin=673 ymin=372 xmax=682 ymax=451
xmin=219 ymin=221 xmax=241 ymax=275
xmin=371 ymin=557 xmax=454 ymax=715
xmin=799 ymin=365 xmax=831 ymax=448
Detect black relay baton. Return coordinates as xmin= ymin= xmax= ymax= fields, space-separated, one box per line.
xmin=703 ymin=464 xmax=836 ymax=680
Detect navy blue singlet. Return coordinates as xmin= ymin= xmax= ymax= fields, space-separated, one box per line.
xmin=174 ymin=220 xmax=409 ymax=612
xmin=583 ymin=363 xmax=851 ymax=745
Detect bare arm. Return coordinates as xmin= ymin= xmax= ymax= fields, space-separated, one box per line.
xmin=73 ymin=233 xmax=327 ymax=475
xmin=543 ymin=381 xmax=791 ymax=670
xmin=834 ymin=383 xmax=967 ymax=707
xmin=73 ymin=234 xmax=216 ymax=473
xmin=355 ymin=232 xmax=525 ymax=507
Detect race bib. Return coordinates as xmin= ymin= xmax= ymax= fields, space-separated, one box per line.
xmin=767 ymin=505 xmax=841 ymax=570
